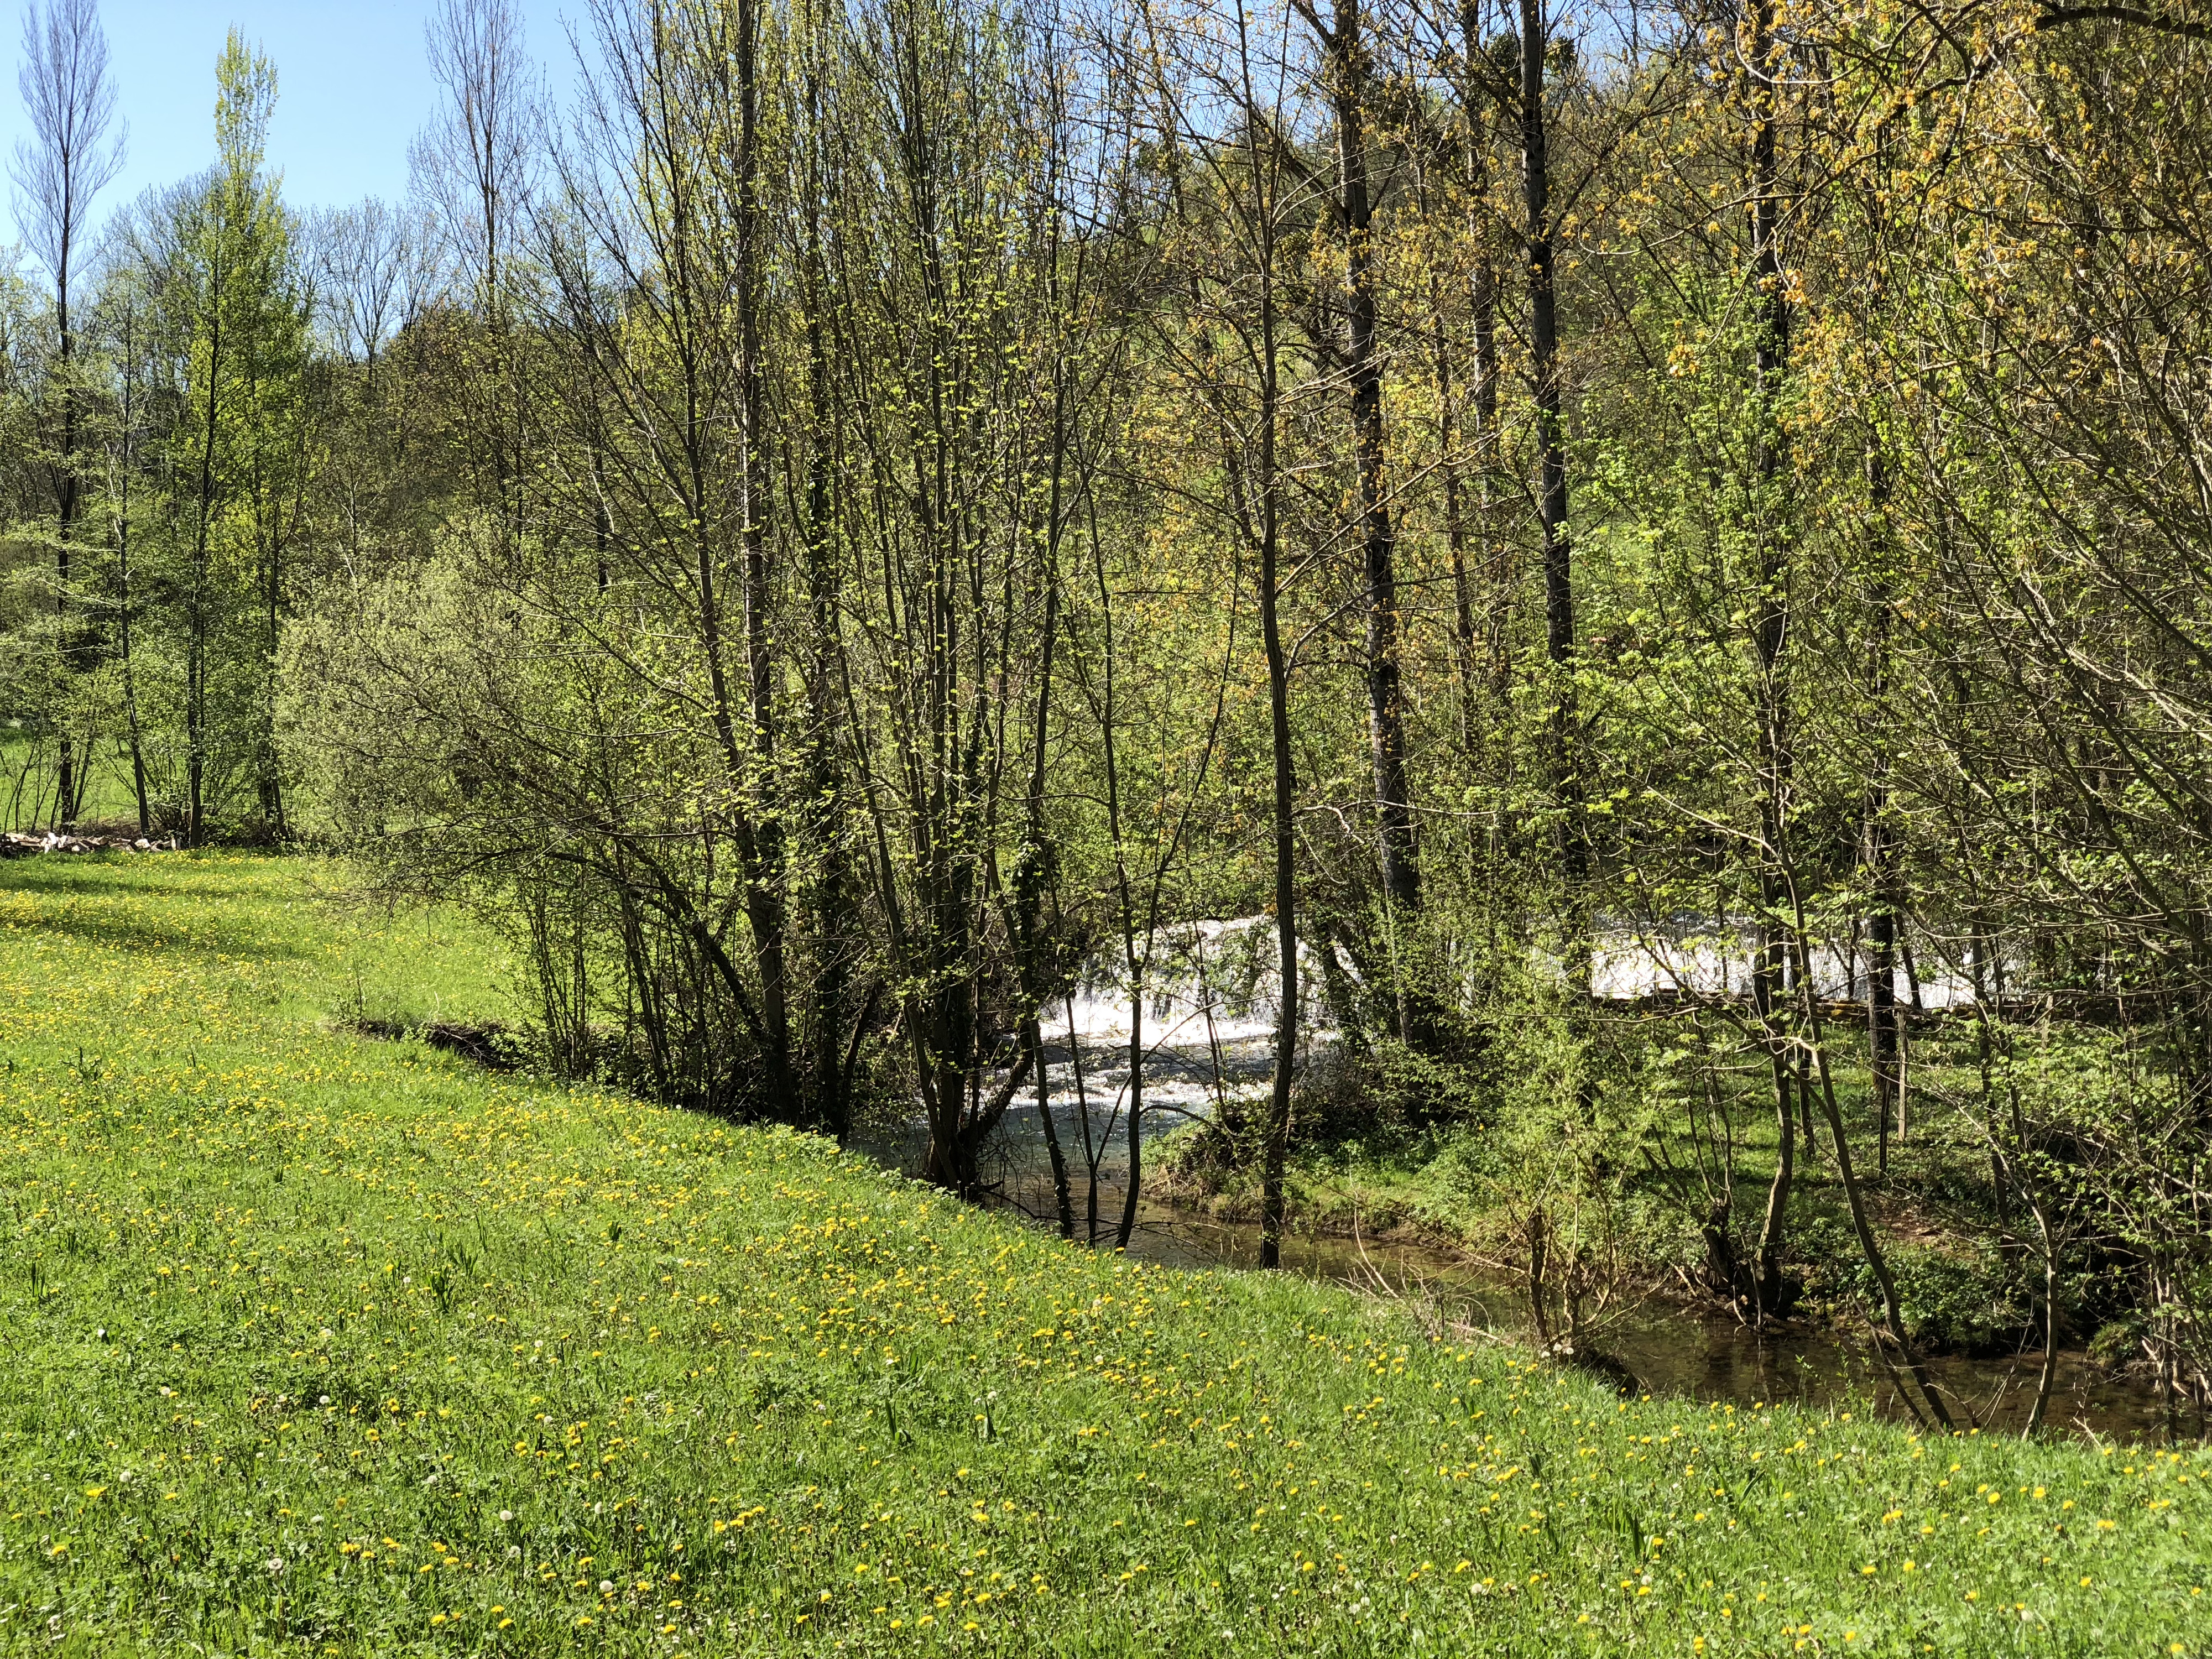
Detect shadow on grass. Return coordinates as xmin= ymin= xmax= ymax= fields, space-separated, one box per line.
xmin=0 ymin=853 xmax=315 ymax=963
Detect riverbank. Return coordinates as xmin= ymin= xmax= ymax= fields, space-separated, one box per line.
xmin=852 ymin=978 xmax=2180 ymax=1438
xmin=2 ymin=852 xmax=2206 ymax=1655
xmin=1066 ymin=1191 xmax=2181 ymax=1442
xmin=1147 ymin=1053 xmax=2098 ymax=1369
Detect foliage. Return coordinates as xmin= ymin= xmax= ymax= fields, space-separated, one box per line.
xmin=3 ymin=0 xmax=2212 ymax=1414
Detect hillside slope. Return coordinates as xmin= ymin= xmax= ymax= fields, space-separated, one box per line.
xmin=0 ymin=854 xmax=2202 ymax=1656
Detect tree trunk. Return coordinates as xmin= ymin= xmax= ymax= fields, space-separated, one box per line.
xmin=1032 ymin=1019 xmax=1074 ymax=1239
xmin=1324 ymin=0 xmax=1422 ymax=1045
xmin=1255 ymin=174 xmax=1296 ymax=1272
xmin=1752 ymin=922 xmax=1796 ymax=1316
xmin=797 ymin=81 xmax=852 ymax=1140
xmin=1446 ymin=0 xmax=1502 ymax=798
xmin=1743 ymin=0 xmax=1798 ymax=1311
xmin=1017 ymin=472 xmax=1068 ymax=1232
xmin=1864 ymin=446 xmax=1900 ymax=1176
xmin=1115 ymin=986 xmax=1144 ymax=1251
xmin=1519 ymin=0 xmax=1582 ymax=908
xmin=1066 ymin=993 xmax=1100 ymax=1245
xmin=189 ymin=252 xmax=225 ymax=848
xmin=117 ymin=465 xmax=149 ymax=836
xmin=55 ymin=265 xmax=80 ymax=827
xmin=734 ymin=0 xmax=794 ymax=1117
xmin=1260 ymin=309 xmax=1298 ymax=1260
xmin=1797 ymin=964 xmax=1955 ymax=1430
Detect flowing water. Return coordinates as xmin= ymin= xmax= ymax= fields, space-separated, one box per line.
xmin=858 ymin=922 xmax=2192 ymax=1443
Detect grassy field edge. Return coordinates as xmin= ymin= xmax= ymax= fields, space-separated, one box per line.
xmin=0 ymin=853 xmax=2204 ymax=1657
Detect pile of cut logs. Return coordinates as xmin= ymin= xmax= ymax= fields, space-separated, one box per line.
xmin=0 ymin=831 xmax=178 ymax=858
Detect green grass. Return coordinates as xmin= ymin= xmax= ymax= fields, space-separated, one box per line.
xmin=0 ymin=854 xmax=2205 ymax=1657
xmin=0 ymin=735 xmax=155 ymax=834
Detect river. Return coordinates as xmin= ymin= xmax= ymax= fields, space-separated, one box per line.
xmin=857 ymin=925 xmax=2193 ymax=1442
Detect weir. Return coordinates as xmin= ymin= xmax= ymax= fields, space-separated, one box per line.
xmin=858 ymin=919 xmax=2182 ymax=1442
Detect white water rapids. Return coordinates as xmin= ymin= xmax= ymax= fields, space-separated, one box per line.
xmin=863 ymin=914 xmax=1985 ymax=1215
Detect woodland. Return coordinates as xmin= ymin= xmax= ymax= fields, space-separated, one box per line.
xmin=3 ymin=0 xmax=2211 ymax=1440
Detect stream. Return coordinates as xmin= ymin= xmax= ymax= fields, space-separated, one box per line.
xmin=858 ymin=924 xmax=2195 ymax=1443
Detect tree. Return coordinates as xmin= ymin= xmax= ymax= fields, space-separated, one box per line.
xmin=1516 ymin=0 xmax=1581 ymax=913
xmin=1298 ymin=0 xmax=1427 ymax=1045
xmin=414 ymin=0 xmax=540 ymax=535
xmin=161 ymin=32 xmax=309 ymax=841
xmin=12 ymin=0 xmax=122 ymax=825
xmin=1127 ymin=0 xmax=1311 ymax=1265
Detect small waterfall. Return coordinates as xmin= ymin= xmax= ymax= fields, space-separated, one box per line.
xmin=977 ymin=920 xmax=1330 ymax=1212
xmin=874 ymin=915 xmax=1987 ymax=1205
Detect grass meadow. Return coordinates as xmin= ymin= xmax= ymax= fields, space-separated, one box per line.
xmin=0 ymin=853 xmax=2204 ymax=1656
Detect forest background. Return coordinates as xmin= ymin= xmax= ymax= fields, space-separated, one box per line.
xmin=2 ymin=0 xmax=2209 ymax=1435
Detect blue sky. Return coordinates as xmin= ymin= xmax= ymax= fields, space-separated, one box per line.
xmin=0 ymin=0 xmax=577 ymax=239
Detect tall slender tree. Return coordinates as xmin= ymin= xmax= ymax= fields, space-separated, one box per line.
xmin=1516 ymin=0 xmax=1582 ymax=912
xmin=12 ymin=0 xmax=122 ymax=826
xmin=1300 ymin=0 xmax=1425 ymax=1044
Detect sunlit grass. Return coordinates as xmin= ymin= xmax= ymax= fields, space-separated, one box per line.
xmin=0 ymin=737 xmax=157 ymax=834
xmin=0 ymin=852 xmax=2203 ymax=1655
